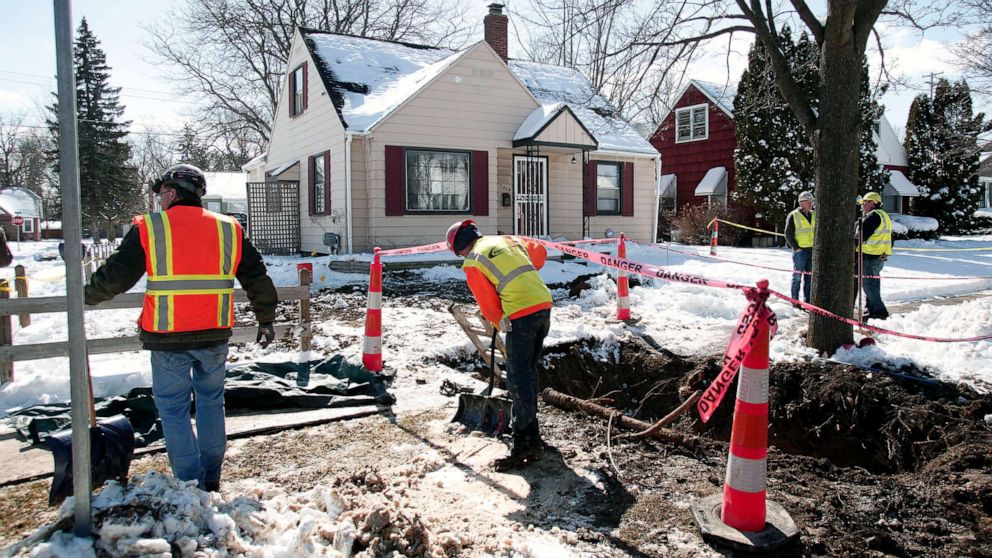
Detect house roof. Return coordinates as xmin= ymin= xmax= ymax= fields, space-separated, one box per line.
xmin=0 ymin=187 xmax=41 ymax=218
xmin=875 ymin=115 xmax=907 ymax=167
xmin=300 ymin=29 xmax=655 ymax=155
xmin=242 ymin=153 xmax=267 ymax=172
xmin=202 ymin=172 xmax=247 ymax=200
xmin=694 ymin=167 xmax=728 ymax=196
xmin=690 ymin=80 xmax=737 ymax=117
xmin=886 ymin=170 xmax=921 ymax=197
xmin=980 ymin=155 xmax=992 ymax=178
xmin=513 ymin=103 xmax=598 ymax=149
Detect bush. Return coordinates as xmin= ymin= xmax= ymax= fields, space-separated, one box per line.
xmin=671 ymin=203 xmax=754 ymax=246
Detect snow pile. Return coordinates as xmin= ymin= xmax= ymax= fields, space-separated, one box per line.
xmin=975 ymin=207 xmax=992 ymax=219
xmin=890 ymin=213 xmax=939 ymax=232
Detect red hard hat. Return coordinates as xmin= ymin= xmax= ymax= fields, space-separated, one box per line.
xmin=446 ymin=219 xmax=480 ymax=254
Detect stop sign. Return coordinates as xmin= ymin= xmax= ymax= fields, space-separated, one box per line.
xmin=11 ymin=216 xmax=24 ymax=226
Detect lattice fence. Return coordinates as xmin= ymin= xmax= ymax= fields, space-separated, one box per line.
xmin=247 ymin=181 xmax=300 ymax=255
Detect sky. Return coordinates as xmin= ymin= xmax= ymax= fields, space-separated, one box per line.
xmin=0 ymin=0 xmax=988 ymax=142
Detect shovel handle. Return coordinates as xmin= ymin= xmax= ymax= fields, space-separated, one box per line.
xmin=487 ymin=328 xmax=498 ymax=393
xmin=86 ymin=354 xmax=96 ymax=429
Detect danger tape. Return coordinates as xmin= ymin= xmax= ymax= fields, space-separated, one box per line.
xmin=377 ymin=242 xmax=449 ymax=257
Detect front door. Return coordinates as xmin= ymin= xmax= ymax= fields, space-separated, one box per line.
xmin=513 ymin=155 xmax=548 ymax=237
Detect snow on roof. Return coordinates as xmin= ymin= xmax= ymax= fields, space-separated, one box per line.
xmin=242 ymin=153 xmax=267 ymax=171
xmin=0 ymin=187 xmax=41 ymax=218
xmin=875 ymin=116 xmax=907 ymax=166
xmin=691 ymin=80 xmax=737 ymax=117
xmin=268 ymin=160 xmax=298 ymax=177
xmin=886 ymin=170 xmax=921 ymax=197
xmin=975 ymin=208 xmax=992 ymax=219
xmin=508 ymin=60 xmax=656 ymax=154
xmin=202 ymin=172 xmax=247 ymax=200
xmin=304 ymin=30 xmax=462 ymax=132
xmin=979 ymin=155 xmax=992 ymax=178
xmin=694 ymin=167 xmax=727 ymax=196
xmin=514 ymin=103 xmax=565 ymax=141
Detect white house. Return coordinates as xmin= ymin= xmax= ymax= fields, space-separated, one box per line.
xmin=0 ymin=187 xmax=43 ymax=241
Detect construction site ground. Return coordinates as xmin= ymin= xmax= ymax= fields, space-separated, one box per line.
xmin=1 ymin=273 xmax=990 ymax=557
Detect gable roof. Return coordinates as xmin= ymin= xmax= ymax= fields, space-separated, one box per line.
xmin=0 ymin=187 xmax=41 ymax=218
xmin=661 ymin=80 xmax=737 ymax=126
xmin=979 ymin=155 xmax=992 ymax=178
xmin=513 ymin=103 xmax=598 ymax=149
xmin=300 ymin=29 xmax=655 ymax=154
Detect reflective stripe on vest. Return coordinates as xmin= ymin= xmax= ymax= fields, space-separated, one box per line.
xmin=859 ymin=209 xmax=892 ymax=256
xmin=790 ymin=209 xmax=815 ymax=249
xmin=137 ymin=208 xmax=241 ymax=332
xmin=462 ymin=236 xmax=552 ymax=319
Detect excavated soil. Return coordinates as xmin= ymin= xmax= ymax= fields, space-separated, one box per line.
xmin=2 ymin=273 xmax=990 ymax=556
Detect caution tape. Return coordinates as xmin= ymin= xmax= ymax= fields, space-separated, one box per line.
xmin=697 ymin=284 xmax=777 ymax=423
xmin=708 ymin=219 xmax=784 ymax=237
xmin=642 ymin=241 xmax=992 ymax=281
xmin=376 ymin=242 xmax=449 ymax=257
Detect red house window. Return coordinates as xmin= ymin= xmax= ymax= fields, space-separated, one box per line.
xmin=675 ymin=103 xmax=708 ymax=142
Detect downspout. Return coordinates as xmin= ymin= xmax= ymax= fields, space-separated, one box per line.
xmin=345 ymin=131 xmax=354 ymax=254
xmin=653 ymin=155 xmax=662 ymax=244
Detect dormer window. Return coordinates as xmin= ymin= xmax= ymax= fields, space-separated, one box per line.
xmin=676 ymin=103 xmax=708 ymax=142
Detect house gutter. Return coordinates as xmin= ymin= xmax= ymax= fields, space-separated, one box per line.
xmin=653 ymin=155 xmax=662 ymax=244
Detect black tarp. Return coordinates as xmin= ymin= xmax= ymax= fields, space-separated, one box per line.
xmin=9 ymin=356 xmax=393 ymax=447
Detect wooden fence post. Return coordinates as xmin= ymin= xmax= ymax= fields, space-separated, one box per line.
xmin=0 ymin=279 xmax=12 ymax=383
xmin=14 ymin=265 xmax=29 ymax=327
xmin=299 ymin=267 xmax=312 ymax=352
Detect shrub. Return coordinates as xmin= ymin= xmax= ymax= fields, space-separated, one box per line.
xmin=671 ymin=203 xmax=754 ymax=246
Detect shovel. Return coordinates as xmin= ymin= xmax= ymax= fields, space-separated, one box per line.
xmin=453 ymin=328 xmax=513 ymax=436
xmin=856 ymin=221 xmax=876 ymax=348
xmin=46 ymin=356 xmax=135 ymax=506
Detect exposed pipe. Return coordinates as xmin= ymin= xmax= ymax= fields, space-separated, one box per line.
xmin=653 ymin=155 xmax=662 ymax=244
xmin=345 ymin=132 xmax=354 ymax=254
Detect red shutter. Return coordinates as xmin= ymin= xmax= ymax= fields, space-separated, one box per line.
xmin=472 ymin=150 xmax=489 ymax=216
xmin=302 ymin=62 xmax=309 ymax=112
xmin=385 ymin=146 xmax=405 ymax=216
xmin=621 ymin=161 xmax=634 ymax=216
xmin=583 ymin=160 xmax=597 ymax=216
xmin=323 ymin=150 xmax=331 ymax=214
xmin=307 ymin=155 xmax=316 ymax=216
xmin=288 ymin=70 xmax=296 ymax=117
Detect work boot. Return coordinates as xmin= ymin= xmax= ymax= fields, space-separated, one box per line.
xmin=204 ymin=480 xmax=221 ymax=493
xmin=494 ymin=442 xmax=544 ymax=472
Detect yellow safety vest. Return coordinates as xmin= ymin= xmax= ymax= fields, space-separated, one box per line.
xmin=858 ymin=209 xmax=892 ymax=256
xmin=789 ymin=209 xmax=815 ymax=249
xmin=462 ymin=235 xmax=552 ymax=319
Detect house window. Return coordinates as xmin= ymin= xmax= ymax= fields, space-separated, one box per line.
xmin=981 ymin=177 xmax=992 ymax=208
xmin=291 ymin=65 xmax=304 ymax=116
xmin=596 ymin=162 xmax=621 ymax=214
xmin=675 ymin=103 xmax=708 ymax=142
xmin=21 ymin=218 xmax=34 ymax=234
xmin=405 ymin=149 xmax=471 ymax=212
xmin=312 ymin=153 xmax=328 ymax=214
xmin=206 ymin=201 xmax=222 ymax=212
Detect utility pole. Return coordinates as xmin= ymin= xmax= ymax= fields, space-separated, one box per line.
xmin=924 ymin=72 xmax=944 ymax=97
xmin=54 ymin=0 xmax=94 ymax=537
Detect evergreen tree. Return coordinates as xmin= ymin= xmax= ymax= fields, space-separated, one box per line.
xmin=48 ymin=18 xmax=141 ymax=237
xmin=904 ymin=79 xmax=987 ymax=233
xmin=733 ymin=32 xmax=887 ymax=226
xmin=174 ymin=124 xmax=213 ymax=170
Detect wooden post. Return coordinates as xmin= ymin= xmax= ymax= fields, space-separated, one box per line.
xmin=299 ymin=267 xmax=312 ymax=352
xmin=14 ymin=264 xmax=29 ymax=326
xmin=0 ymin=279 xmax=12 ymax=383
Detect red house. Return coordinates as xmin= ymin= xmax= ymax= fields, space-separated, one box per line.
xmin=650 ymin=80 xmax=737 ymax=209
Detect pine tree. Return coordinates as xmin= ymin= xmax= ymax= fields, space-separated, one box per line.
xmin=904 ymin=79 xmax=987 ymax=233
xmin=174 ymin=124 xmax=213 ymax=170
xmin=48 ymin=18 xmax=141 ymax=237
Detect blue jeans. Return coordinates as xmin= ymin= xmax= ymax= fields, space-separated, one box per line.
xmin=859 ymin=256 xmax=887 ymax=316
xmin=505 ymin=309 xmax=551 ymax=445
xmin=791 ymin=249 xmax=812 ymax=302
xmin=150 ymin=343 xmax=229 ymax=487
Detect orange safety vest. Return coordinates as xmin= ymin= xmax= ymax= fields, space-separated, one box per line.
xmin=135 ymin=206 xmax=243 ymax=333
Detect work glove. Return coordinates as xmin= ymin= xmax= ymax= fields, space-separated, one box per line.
xmin=256 ymin=322 xmax=275 ymax=347
xmin=498 ymin=317 xmax=512 ymax=333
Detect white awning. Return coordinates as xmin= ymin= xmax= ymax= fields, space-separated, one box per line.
xmin=886 ymin=170 xmax=921 ymax=197
xmin=267 ymin=160 xmax=298 ymax=178
xmin=660 ymin=174 xmax=677 ymax=198
xmin=694 ymin=167 xmax=727 ymax=197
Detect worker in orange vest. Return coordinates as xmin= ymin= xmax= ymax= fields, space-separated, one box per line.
xmin=447 ymin=219 xmax=552 ymax=471
xmin=85 ymin=164 xmax=277 ymax=492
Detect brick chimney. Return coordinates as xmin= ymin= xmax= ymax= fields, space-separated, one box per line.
xmin=484 ymin=3 xmax=508 ymax=62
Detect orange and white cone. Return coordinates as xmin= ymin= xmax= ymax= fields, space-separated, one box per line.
xmin=721 ymin=317 xmax=769 ymax=531
xmin=616 ymin=233 xmax=631 ymax=321
xmin=362 ymin=248 xmax=383 ymax=373
xmin=710 ymin=221 xmax=719 ymax=256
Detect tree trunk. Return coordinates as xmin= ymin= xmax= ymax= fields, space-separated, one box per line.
xmin=807 ymin=6 xmax=861 ymax=353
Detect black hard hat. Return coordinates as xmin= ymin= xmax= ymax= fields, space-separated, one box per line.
xmin=152 ymin=164 xmax=207 ymax=196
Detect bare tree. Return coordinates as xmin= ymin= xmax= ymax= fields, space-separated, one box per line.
xmin=588 ymin=0 xmax=967 ymax=352
xmin=952 ymin=0 xmax=992 ymax=98
xmin=145 ymin=0 xmax=474 ymax=153
xmin=0 ymin=113 xmax=51 ymax=199
xmin=130 ymin=127 xmax=177 ymax=211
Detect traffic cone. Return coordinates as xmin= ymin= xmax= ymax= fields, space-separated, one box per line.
xmin=710 ymin=220 xmax=719 ymax=256
xmin=362 ymin=248 xmax=383 ymax=373
xmin=690 ymin=280 xmax=798 ymax=551
xmin=616 ymin=233 xmax=631 ymax=321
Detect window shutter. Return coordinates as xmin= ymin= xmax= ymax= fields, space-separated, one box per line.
xmin=622 ymin=162 xmax=634 ymax=216
xmin=288 ymin=71 xmax=296 ymax=117
xmin=472 ymin=150 xmax=489 ymax=216
xmin=302 ymin=62 xmax=309 ymax=112
xmin=385 ymin=146 xmax=405 ymax=216
xmin=323 ymin=150 xmax=331 ymax=214
xmin=583 ymin=160 xmax=596 ymax=216
xmin=307 ymin=155 xmax=316 ymax=216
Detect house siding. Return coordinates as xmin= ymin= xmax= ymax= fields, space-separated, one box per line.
xmin=532 ymin=112 xmax=595 ymax=146
xmin=650 ymin=86 xmax=736 ymax=208
xmin=266 ymin=29 xmax=348 ymax=254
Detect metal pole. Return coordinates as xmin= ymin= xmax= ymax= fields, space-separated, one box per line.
xmin=54 ymin=0 xmax=93 ymax=536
